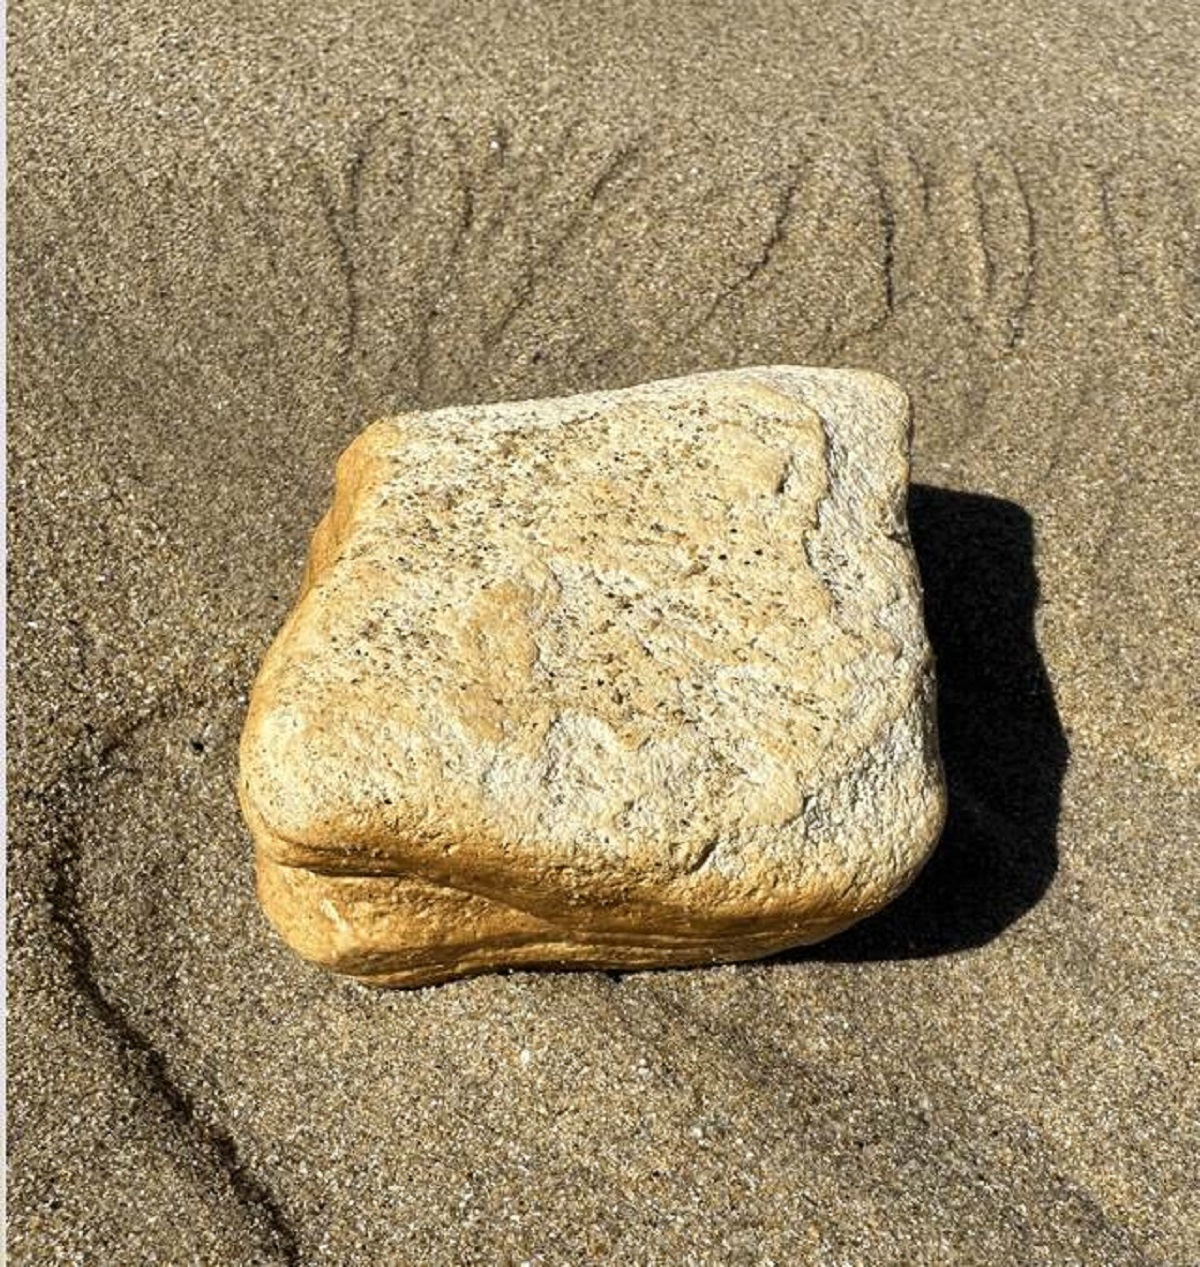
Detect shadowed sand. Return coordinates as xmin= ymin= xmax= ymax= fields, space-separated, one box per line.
xmin=8 ymin=2 xmax=1199 ymax=1262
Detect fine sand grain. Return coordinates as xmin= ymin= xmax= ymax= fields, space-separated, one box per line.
xmin=8 ymin=2 xmax=1199 ymax=1262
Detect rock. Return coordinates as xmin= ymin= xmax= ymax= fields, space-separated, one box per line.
xmin=239 ymin=367 xmax=946 ymax=986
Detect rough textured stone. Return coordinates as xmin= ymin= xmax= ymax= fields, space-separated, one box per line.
xmin=239 ymin=367 xmax=945 ymax=986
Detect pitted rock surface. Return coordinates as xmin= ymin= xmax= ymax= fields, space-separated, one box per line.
xmin=239 ymin=366 xmax=945 ymax=986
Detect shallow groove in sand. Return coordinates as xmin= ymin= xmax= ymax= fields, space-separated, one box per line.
xmin=36 ymin=692 xmax=301 ymax=1265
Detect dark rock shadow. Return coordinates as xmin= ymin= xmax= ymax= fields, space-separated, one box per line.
xmin=804 ymin=485 xmax=1067 ymax=960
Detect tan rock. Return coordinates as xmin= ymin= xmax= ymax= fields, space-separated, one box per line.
xmin=239 ymin=367 xmax=946 ymax=986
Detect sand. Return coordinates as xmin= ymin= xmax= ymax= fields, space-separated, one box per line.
xmin=7 ymin=1 xmax=1199 ymax=1262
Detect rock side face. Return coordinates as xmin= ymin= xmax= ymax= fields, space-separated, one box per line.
xmin=239 ymin=367 xmax=946 ymax=987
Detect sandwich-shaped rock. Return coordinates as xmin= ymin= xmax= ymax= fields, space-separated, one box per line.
xmin=239 ymin=367 xmax=946 ymax=987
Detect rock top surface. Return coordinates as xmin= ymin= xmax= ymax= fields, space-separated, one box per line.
xmin=239 ymin=367 xmax=945 ymax=985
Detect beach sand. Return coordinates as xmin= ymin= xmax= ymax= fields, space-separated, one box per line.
xmin=8 ymin=2 xmax=1199 ymax=1261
